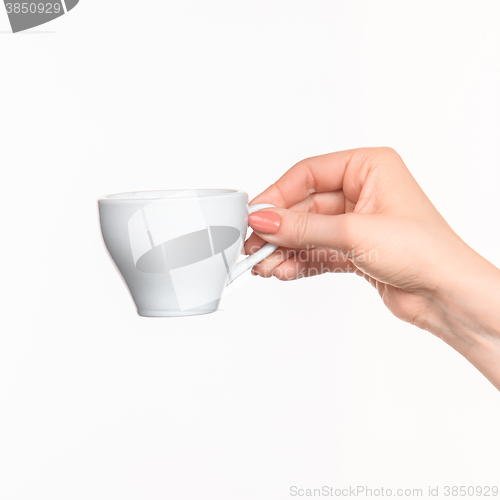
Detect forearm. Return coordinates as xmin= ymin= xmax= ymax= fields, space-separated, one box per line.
xmin=421 ymin=250 xmax=500 ymax=390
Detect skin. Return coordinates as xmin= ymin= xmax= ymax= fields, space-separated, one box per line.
xmin=245 ymin=147 xmax=500 ymax=390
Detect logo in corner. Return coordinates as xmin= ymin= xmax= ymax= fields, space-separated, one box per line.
xmin=3 ymin=0 xmax=79 ymax=33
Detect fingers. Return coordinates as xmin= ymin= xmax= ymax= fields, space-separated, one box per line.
xmin=249 ymin=147 xmax=391 ymax=209
xmin=245 ymin=190 xmax=347 ymax=256
xmin=244 ymin=147 xmax=412 ymax=279
xmin=253 ymin=248 xmax=355 ymax=280
xmin=244 ymin=231 xmax=268 ymax=256
xmin=288 ymin=190 xmax=346 ymax=215
xmin=273 ymin=251 xmax=355 ymax=280
xmin=248 ymin=208 xmax=367 ymax=254
xmin=251 ymin=246 xmax=297 ymax=277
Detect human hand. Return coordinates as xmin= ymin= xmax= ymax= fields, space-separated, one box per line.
xmin=246 ymin=148 xmax=500 ymax=388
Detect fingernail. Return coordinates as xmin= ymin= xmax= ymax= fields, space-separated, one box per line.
xmin=251 ymin=268 xmax=260 ymax=276
xmin=249 ymin=211 xmax=280 ymax=234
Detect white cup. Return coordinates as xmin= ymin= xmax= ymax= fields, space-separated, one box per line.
xmin=98 ymin=189 xmax=278 ymax=317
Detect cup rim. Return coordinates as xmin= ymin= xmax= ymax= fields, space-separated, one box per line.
xmin=98 ymin=189 xmax=246 ymax=201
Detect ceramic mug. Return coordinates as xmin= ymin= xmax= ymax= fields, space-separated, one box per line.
xmin=98 ymin=189 xmax=278 ymax=317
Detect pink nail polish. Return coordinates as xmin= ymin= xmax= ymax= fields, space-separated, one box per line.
xmin=249 ymin=211 xmax=280 ymax=234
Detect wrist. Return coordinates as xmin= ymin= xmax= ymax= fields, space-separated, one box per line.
xmin=419 ymin=248 xmax=500 ymax=389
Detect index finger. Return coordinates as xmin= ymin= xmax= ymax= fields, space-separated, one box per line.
xmin=250 ymin=148 xmax=365 ymax=208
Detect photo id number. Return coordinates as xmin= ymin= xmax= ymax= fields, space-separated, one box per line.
xmin=5 ymin=3 xmax=62 ymax=14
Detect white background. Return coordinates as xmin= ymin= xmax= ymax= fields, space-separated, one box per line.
xmin=1 ymin=1 xmax=499 ymax=499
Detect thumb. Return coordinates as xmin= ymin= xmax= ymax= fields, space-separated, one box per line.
xmin=248 ymin=208 xmax=362 ymax=254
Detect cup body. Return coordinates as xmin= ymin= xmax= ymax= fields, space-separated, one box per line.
xmin=98 ymin=189 xmax=250 ymax=316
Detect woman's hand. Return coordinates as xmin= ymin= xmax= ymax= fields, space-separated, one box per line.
xmin=246 ymin=147 xmax=500 ymax=389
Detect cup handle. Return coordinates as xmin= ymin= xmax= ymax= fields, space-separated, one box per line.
xmin=226 ymin=204 xmax=279 ymax=286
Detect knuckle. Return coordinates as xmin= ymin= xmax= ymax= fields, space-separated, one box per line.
xmin=358 ymin=147 xmax=405 ymax=179
xmin=375 ymin=146 xmax=400 ymax=158
xmin=373 ymin=146 xmax=402 ymax=164
xmin=360 ymin=146 xmax=401 ymax=164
